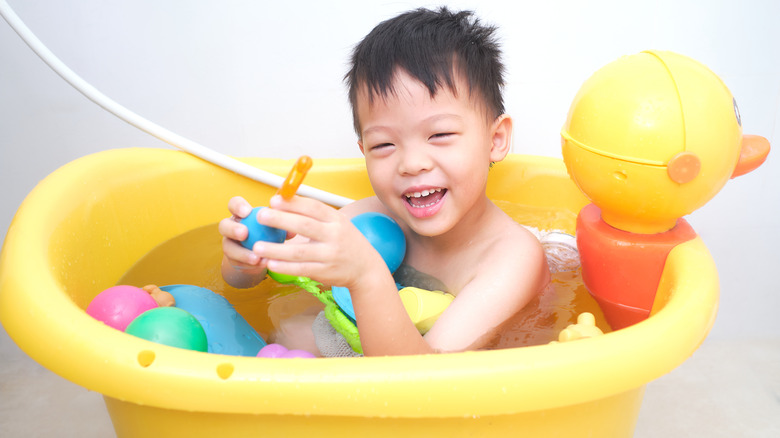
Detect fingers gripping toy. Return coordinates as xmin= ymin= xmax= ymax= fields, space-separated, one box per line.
xmin=561 ymin=50 xmax=771 ymax=329
xmin=240 ymin=156 xmax=313 ymax=249
xmin=271 ymin=212 xmax=407 ymax=354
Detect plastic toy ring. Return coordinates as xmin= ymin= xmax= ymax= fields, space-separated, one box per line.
xmin=277 ymin=155 xmax=313 ymax=200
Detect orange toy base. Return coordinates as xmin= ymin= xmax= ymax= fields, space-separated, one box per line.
xmin=576 ymin=204 xmax=697 ymax=330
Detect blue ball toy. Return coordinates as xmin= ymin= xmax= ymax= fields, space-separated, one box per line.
xmin=239 ymin=206 xmax=286 ymax=250
xmin=350 ymin=212 xmax=406 ymax=273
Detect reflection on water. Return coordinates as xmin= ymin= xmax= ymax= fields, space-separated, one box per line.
xmin=119 ymin=202 xmax=609 ymax=349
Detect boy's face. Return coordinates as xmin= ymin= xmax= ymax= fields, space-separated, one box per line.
xmin=357 ymin=69 xmax=509 ymax=237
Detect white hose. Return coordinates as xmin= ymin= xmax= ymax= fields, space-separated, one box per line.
xmin=0 ymin=0 xmax=353 ymax=208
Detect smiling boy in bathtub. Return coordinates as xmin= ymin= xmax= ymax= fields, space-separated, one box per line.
xmin=218 ymin=7 xmax=550 ymax=356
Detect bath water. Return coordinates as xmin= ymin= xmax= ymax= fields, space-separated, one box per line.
xmin=119 ymin=201 xmax=610 ymax=348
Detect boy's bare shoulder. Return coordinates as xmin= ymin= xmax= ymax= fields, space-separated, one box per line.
xmin=492 ymin=210 xmax=544 ymax=249
xmin=482 ymin=211 xmax=548 ymax=275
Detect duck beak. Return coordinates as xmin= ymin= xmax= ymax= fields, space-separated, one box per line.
xmin=731 ymin=134 xmax=771 ymax=178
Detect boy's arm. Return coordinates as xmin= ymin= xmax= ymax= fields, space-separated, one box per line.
xmin=341 ymin=227 xmax=548 ymax=355
xmin=350 ymin=266 xmax=437 ymax=355
xmin=423 ymin=230 xmax=549 ymax=352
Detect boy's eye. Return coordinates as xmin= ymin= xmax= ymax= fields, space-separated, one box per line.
xmin=370 ymin=143 xmax=395 ymax=153
xmin=429 ymin=133 xmax=455 ymax=141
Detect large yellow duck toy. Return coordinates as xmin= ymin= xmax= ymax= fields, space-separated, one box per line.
xmin=561 ymin=50 xmax=770 ymax=330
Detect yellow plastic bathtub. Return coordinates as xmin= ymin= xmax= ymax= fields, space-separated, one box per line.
xmin=0 ymin=148 xmax=718 ymax=437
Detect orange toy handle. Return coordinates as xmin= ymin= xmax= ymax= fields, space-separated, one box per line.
xmin=277 ymin=156 xmax=313 ymax=200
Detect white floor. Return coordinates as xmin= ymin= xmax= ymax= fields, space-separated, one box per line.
xmin=1 ymin=324 xmax=778 ymax=437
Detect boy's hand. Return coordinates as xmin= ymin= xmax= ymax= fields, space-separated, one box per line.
xmin=218 ymin=196 xmax=267 ymax=284
xmin=251 ymin=195 xmax=388 ymax=291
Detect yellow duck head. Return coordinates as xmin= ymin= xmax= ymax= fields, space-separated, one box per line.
xmin=561 ymin=50 xmax=770 ymax=234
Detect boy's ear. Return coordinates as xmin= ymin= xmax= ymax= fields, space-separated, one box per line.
xmin=489 ymin=114 xmax=513 ymax=162
xmin=358 ymin=139 xmax=365 ymax=156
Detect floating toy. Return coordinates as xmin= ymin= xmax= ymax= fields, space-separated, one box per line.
xmin=90 ymin=284 xmax=265 ymax=355
xmin=257 ymin=343 xmax=316 ymax=359
xmin=561 ymin=50 xmax=770 ymax=329
xmin=240 ymin=155 xmax=313 ymax=249
xmin=350 ymin=212 xmax=406 ymax=273
xmin=86 ymin=285 xmax=158 ymax=331
xmin=161 ymin=284 xmax=267 ymax=356
xmin=125 ymin=306 xmax=208 ymax=352
xmin=550 ymin=312 xmax=604 ymax=343
xmin=398 ymin=287 xmax=455 ymax=334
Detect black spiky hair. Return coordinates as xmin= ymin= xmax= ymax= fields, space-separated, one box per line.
xmin=345 ymin=7 xmax=506 ymax=136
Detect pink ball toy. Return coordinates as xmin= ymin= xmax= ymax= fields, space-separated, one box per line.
xmin=257 ymin=343 xmax=315 ymax=359
xmin=282 ymin=349 xmax=316 ymax=359
xmin=257 ymin=343 xmax=288 ymax=358
xmin=86 ymin=285 xmax=158 ymax=331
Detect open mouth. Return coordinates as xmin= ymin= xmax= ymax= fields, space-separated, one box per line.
xmin=404 ymin=188 xmax=447 ymax=208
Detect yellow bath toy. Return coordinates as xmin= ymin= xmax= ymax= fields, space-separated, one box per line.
xmin=552 ymin=312 xmax=604 ymax=343
xmin=398 ymin=287 xmax=455 ymax=334
xmin=561 ymin=50 xmax=770 ymax=329
xmin=562 ymin=50 xmax=770 ymax=234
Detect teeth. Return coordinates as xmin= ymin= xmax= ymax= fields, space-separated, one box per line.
xmin=405 ymin=188 xmax=442 ymax=198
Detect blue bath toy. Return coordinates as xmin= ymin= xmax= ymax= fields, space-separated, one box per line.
xmin=239 ymin=206 xmax=286 ymax=250
xmin=350 ymin=212 xmax=406 ymax=273
xmin=239 ymin=156 xmax=313 ymax=250
xmin=160 ymin=284 xmax=267 ymax=356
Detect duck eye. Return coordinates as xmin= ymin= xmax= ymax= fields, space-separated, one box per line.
xmin=733 ymin=97 xmax=742 ymax=127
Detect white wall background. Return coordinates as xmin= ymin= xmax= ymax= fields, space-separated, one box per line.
xmin=1 ymin=0 xmax=778 ymax=340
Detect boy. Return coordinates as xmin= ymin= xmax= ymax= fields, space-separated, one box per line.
xmin=219 ymin=7 xmax=549 ymax=356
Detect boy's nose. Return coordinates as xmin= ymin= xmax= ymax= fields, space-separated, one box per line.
xmin=398 ymin=146 xmax=433 ymax=176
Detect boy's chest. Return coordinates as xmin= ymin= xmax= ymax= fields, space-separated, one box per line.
xmin=400 ymin=243 xmax=487 ymax=295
